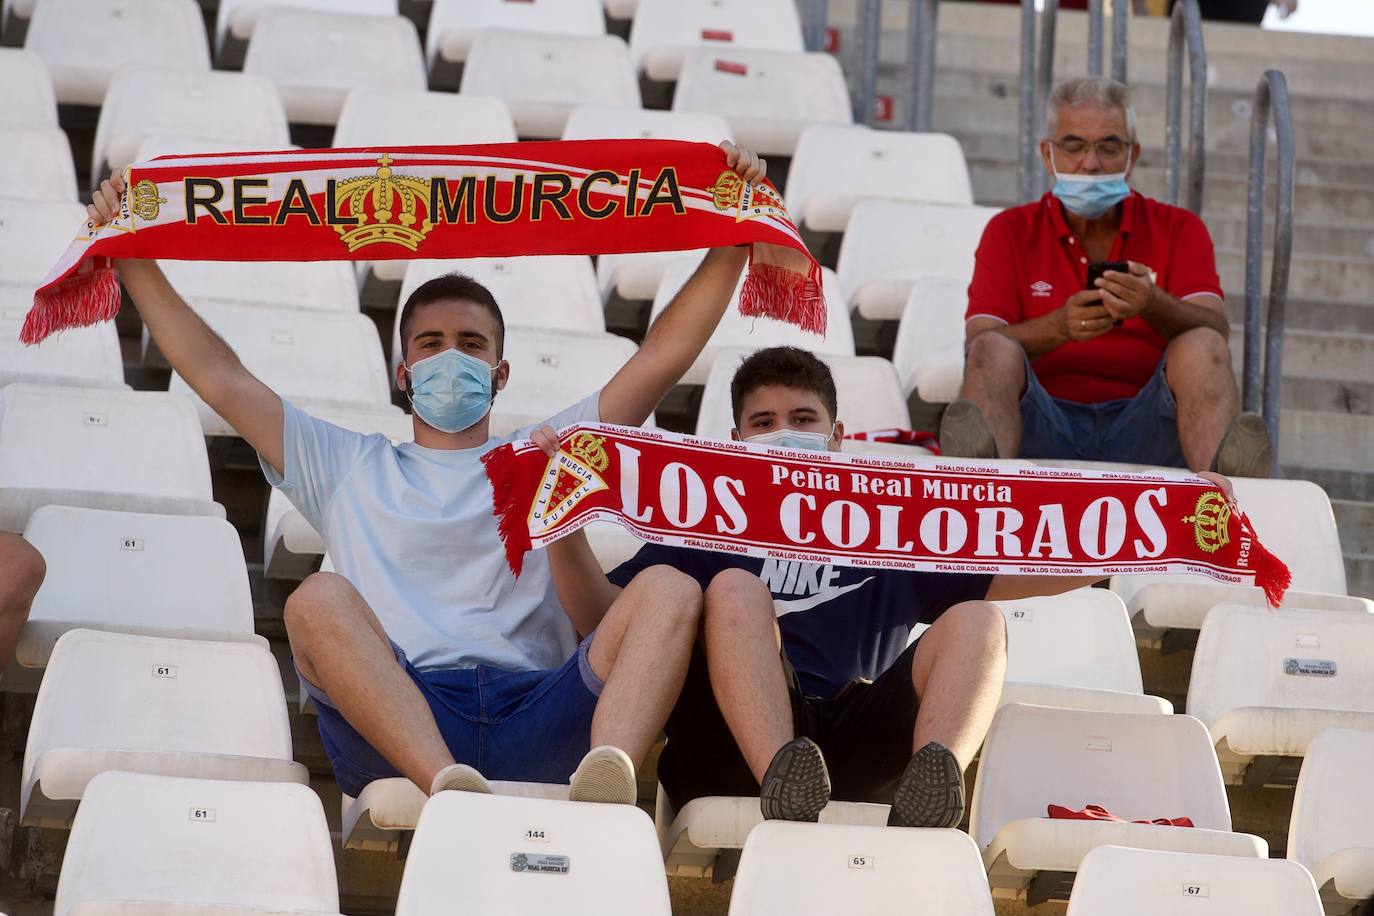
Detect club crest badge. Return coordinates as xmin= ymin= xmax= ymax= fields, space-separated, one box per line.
xmin=529 ymin=433 xmax=610 ymax=536
xmin=1183 ymin=491 xmax=1231 ymax=554
xmin=706 ymin=169 xmax=793 ymax=226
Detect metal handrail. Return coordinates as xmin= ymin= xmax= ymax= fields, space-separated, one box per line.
xmin=1019 ymin=0 xmax=1058 ymax=201
xmin=1164 ymin=0 xmax=1207 ymax=214
xmin=854 ymin=0 xmax=882 ymax=126
xmin=1243 ymin=70 xmax=1295 ymax=473
xmin=905 ymin=0 xmax=940 ymax=132
xmin=1087 ymin=0 xmax=1126 ymax=80
xmin=802 ymin=0 xmax=829 ymax=52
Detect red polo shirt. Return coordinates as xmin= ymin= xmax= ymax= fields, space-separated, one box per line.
xmin=965 ymin=191 xmax=1223 ymax=403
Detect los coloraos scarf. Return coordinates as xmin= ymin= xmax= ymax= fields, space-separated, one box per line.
xmin=21 ymin=140 xmax=824 ymax=344
xmin=482 ymin=424 xmax=1292 ymax=606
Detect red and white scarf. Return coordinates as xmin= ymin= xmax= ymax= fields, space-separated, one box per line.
xmin=483 ymin=424 xmax=1292 ymax=605
xmin=21 ymin=140 xmax=824 ymax=343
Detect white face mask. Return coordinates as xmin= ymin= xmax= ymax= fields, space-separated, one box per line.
xmin=745 ymin=426 xmax=834 ymax=452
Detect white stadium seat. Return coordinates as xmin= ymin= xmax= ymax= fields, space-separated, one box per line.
xmin=391 ymin=256 xmax=605 ymax=374
xmin=21 ymin=629 xmax=307 ymax=828
xmin=650 ymin=261 xmax=854 ymax=385
xmin=134 ymin=135 xmax=299 ymax=162
xmin=0 ymin=384 xmax=222 ymax=533
xmin=156 ymin=260 xmax=360 ymax=316
xmin=629 ymin=0 xmax=804 ymax=82
xmin=461 ymin=29 xmax=641 ymax=139
xmin=243 ymin=8 xmax=426 ymax=126
xmin=657 ymin=788 xmax=890 ymax=879
xmin=1188 ymin=604 xmax=1374 ymax=786
xmin=55 ymin=771 xmax=340 ymax=916
xmin=426 ymin=0 xmax=605 ymax=72
xmin=215 ymin=0 xmax=397 ymax=56
xmin=166 ymin=303 xmax=396 ymax=436
xmin=92 ymin=66 xmax=289 ymax=179
xmin=1066 ymin=846 xmax=1323 ymax=915
xmin=787 ymin=126 xmax=975 ymax=234
xmin=490 ymin=327 xmax=641 ymax=439
xmin=334 ymin=88 xmax=517 ymax=147
xmin=343 ymin=776 xmax=567 ymax=852
xmin=1110 ymin=477 xmax=1372 ymax=641
xmin=563 ymin=104 xmax=733 ymax=144
xmin=728 ymin=820 xmax=996 ymax=915
xmin=262 ymin=406 xmax=414 ymax=580
xmin=673 ymin=48 xmax=851 ymax=157
xmin=0 ymin=48 xmax=58 ymax=127
xmin=696 ymin=349 xmax=909 ymax=441
xmin=1288 ymin=728 xmax=1374 ymax=912
xmin=395 ymin=791 xmax=671 ymax=915
xmin=0 ymin=198 xmax=88 ymax=285
xmin=971 ymin=704 xmax=1266 ymax=900
xmin=18 ymin=506 xmax=264 ymax=670
xmin=597 ymin=249 xmax=710 ymax=304
xmin=836 ymin=199 xmax=997 ymax=320
xmin=1 ymin=286 xmax=124 ymax=390
xmin=996 ymin=589 xmax=1173 ymax=715
xmin=891 ymin=275 xmax=970 ymax=403
xmin=1 ymin=125 xmax=77 ymax=200
xmin=24 ymin=0 xmax=209 ymax=107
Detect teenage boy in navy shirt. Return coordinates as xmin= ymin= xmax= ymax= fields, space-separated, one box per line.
xmin=539 ymin=346 xmax=1123 ymax=827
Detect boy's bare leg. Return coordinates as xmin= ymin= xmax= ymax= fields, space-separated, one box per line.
xmin=0 ymin=534 xmax=43 ymax=665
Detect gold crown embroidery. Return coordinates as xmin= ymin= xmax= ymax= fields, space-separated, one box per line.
xmin=333 ymin=154 xmax=435 ymax=253
xmin=1183 ymin=491 xmax=1232 ymax=554
xmin=130 ymin=179 xmax=167 ymax=222
xmin=567 ymin=433 xmax=609 ymax=472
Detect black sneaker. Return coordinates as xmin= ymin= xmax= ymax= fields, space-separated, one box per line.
xmin=1212 ymin=412 xmax=1273 ymax=478
xmin=887 ymin=741 xmax=964 ymax=828
xmin=759 ymin=737 xmax=831 ymax=822
xmin=938 ymin=400 xmax=999 ymax=460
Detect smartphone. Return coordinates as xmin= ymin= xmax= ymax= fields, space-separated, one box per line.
xmin=1085 ymin=260 xmax=1129 ymax=290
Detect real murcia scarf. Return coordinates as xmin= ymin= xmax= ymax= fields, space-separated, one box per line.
xmin=482 ymin=423 xmax=1292 ymax=606
xmin=21 ymin=140 xmax=824 ymax=344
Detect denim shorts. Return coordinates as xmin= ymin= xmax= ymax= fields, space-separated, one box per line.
xmin=1019 ymin=352 xmax=1186 ymax=467
xmin=303 ymin=636 xmax=604 ymax=798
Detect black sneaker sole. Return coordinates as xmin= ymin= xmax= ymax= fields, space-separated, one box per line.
xmin=888 ymin=742 xmax=965 ymax=828
xmin=759 ymin=737 xmax=831 ymax=822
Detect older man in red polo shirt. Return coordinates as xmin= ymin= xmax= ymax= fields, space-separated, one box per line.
xmin=941 ymin=77 xmax=1270 ymax=477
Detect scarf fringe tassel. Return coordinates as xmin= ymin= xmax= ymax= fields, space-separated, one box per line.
xmin=20 ymin=263 xmax=120 ymax=345
xmin=481 ymin=443 xmax=531 ymax=578
xmin=739 ymin=262 xmax=827 ymax=337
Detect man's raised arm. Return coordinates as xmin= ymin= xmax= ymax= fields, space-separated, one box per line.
xmin=598 ymin=142 xmax=766 ymax=428
xmin=90 ymin=174 xmax=286 ymax=475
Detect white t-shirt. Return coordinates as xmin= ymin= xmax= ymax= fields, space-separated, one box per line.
xmin=260 ymin=395 xmax=600 ymax=672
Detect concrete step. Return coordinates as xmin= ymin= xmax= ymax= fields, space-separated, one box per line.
xmin=1224 ymin=297 xmax=1374 ymax=335
xmin=1345 ymin=554 xmax=1374 ymax=602
xmin=918 ymin=89 xmax=1372 ymax=163
xmin=1278 ymin=409 xmax=1374 ymax=471
xmin=1213 ymin=247 xmax=1374 ymax=305
xmin=1333 ymin=500 xmax=1374 ymax=557
xmin=1283 ymin=464 xmax=1374 ymax=505
xmin=1232 ymin=329 xmax=1374 ymax=386
xmin=827 ymin=0 xmax=1374 ymax=100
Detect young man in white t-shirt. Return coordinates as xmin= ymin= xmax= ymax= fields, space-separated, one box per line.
xmin=87 ymin=143 xmax=769 ymax=804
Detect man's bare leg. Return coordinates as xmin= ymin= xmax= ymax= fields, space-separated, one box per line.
xmin=700 ymin=568 xmax=830 ymax=821
xmin=0 ymin=533 xmax=44 ymax=665
xmin=1165 ymin=326 xmax=1259 ymax=473
xmin=699 ymin=568 xmax=791 ymax=781
xmin=584 ymin=565 xmax=703 ymax=766
xmin=890 ymin=600 xmax=1007 ymax=828
xmin=946 ymin=333 xmax=1028 ymax=459
xmin=285 ymin=572 xmax=457 ymax=793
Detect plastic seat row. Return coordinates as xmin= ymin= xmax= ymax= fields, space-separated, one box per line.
xmin=54 ymin=767 xmax=1350 ymax=915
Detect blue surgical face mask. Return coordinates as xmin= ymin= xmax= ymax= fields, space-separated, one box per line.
xmin=1051 ymin=154 xmax=1133 ymax=219
xmin=404 ymin=348 xmax=498 ymax=434
xmin=745 ymin=426 xmax=834 ymax=452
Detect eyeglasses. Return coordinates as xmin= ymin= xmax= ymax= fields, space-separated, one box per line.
xmin=1051 ymin=136 xmax=1131 ymax=161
